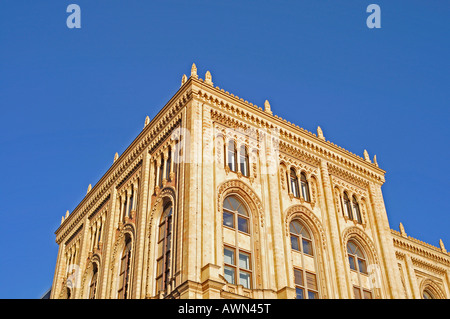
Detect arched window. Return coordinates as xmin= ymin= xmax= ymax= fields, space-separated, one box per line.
xmin=300 ymin=173 xmax=310 ymax=202
xmin=89 ymin=263 xmax=98 ymax=299
xmin=222 ymin=195 xmax=252 ymax=289
xmin=128 ymin=187 xmax=134 ymax=217
xmin=118 ymin=236 xmax=132 ymax=299
xmin=352 ymin=196 xmax=362 ymax=223
xmin=347 ymin=240 xmax=372 ymax=299
xmin=290 ymin=169 xmax=300 ymax=198
xmin=343 ymin=192 xmax=353 ymax=220
xmin=289 ymin=220 xmax=318 ymax=299
xmin=159 ymin=154 xmax=164 ymax=187
xmin=423 ymin=289 xmax=435 ymax=299
xmin=166 ymin=146 xmax=172 ymax=181
xmin=156 ymin=203 xmax=173 ymax=293
xmin=227 ymin=140 xmax=237 ymax=172
xmin=239 ymin=145 xmax=249 ymax=177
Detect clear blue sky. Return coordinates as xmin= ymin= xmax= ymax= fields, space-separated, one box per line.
xmin=0 ymin=1 xmax=448 ymax=299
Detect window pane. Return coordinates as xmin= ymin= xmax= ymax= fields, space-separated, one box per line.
xmin=308 ymin=291 xmax=318 ymax=299
xmin=223 ymin=211 xmax=234 ymax=228
xmin=363 ymin=290 xmax=372 ymax=299
xmin=303 ymin=239 xmax=313 ymax=255
xmin=224 ymin=248 xmax=235 ymax=265
xmin=294 ymin=269 xmax=303 ymax=286
xmin=349 ymin=256 xmax=356 ymax=271
xmin=238 ymin=216 xmax=249 ymax=233
xmin=358 ymin=259 xmax=367 ymax=274
xmin=306 ymin=272 xmax=317 ymax=291
xmin=224 ymin=266 xmax=235 ymax=285
xmin=353 ymin=287 xmax=361 ymax=299
xmin=239 ymin=271 xmax=251 ymax=289
xmin=295 ymin=287 xmax=305 ymax=299
xmin=156 ymin=258 xmax=163 ymax=276
xmin=239 ymin=252 xmax=250 ymax=270
xmin=291 ymin=236 xmax=300 ymax=251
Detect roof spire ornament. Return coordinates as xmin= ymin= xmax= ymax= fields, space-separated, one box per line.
xmin=87 ymin=184 xmax=92 ymax=194
xmin=317 ymin=126 xmax=325 ymax=140
xmin=440 ymin=239 xmax=447 ymax=253
xmin=264 ymin=100 xmax=273 ymax=115
xmin=114 ymin=152 xmax=119 ymax=162
xmin=205 ymin=71 xmax=213 ymax=85
xmin=144 ymin=115 xmax=150 ymax=127
xmin=191 ymin=63 xmax=198 ymax=79
xmin=399 ymin=222 xmax=407 ymax=238
xmin=373 ymin=154 xmax=378 ymax=167
xmin=181 ymin=74 xmax=187 ymax=86
xmin=363 ymin=149 xmax=371 ymax=162
xmin=61 ymin=216 xmax=65 ymax=224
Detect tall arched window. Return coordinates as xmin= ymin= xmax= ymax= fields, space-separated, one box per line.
xmin=352 ymin=196 xmax=362 ymax=224
xmin=156 ymin=203 xmax=173 ymax=294
xmin=300 ymin=173 xmax=310 ymax=202
xmin=159 ymin=154 xmax=164 ymax=187
xmin=423 ymin=289 xmax=435 ymax=299
xmin=343 ymin=192 xmax=353 ymax=220
xmin=290 ymin=220 xmax=318 ymax=299
xmin=227 ymin=140 xmax=237 ymax=172
xmin=347 ymin=240 xmax=372 ymax=299
xmin=239 ymin=145 xmax=249 ymax=177
xmin=222 ymin=195 xmax=252 ymax=289
xmin=290 ymin=169 xmax=300 ymax=198
xmin=118 ymin=236 xmax=132 ymax=299
xmin=166 ymin=146 xmax=172 ymax=181
xmin=89 ymin=263 xmax=98 ymax=299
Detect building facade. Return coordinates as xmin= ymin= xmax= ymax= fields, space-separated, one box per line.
xmin=50 ymin=65 xmax=450 ymax=299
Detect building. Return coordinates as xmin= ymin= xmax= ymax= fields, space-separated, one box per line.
xmin=50 ymin=64 xmax=450 ymax=299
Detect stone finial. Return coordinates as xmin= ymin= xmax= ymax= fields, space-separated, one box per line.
xmin=264 ymin=100 xmax=273 ymax=115
xmin=399 ymin=222 xmax=407 ymax=238
xmin=191 ymin=63 xmax=198 ymax=79
xmin=373 ymin=155 xmax=378 ymax=167
xmin=440 ymin=239 xmax=447 ymax=253
xmin=114 ymin=152 xmax=119 ymax=162
xmin=144 ymin=115 xmax=150 ymax=127
xmin=317 ymin=126 xmax=325 ymax=140
xmin=61 ymin=216 xmax=65 ymax=224
xmin=205 ymin=71 xmax=213 ymax=85
xmin=65 ymin=210 xmax=69 ymax=218
xmin=181 ymin=74 xmax=187 ymax=86
xmin=363 ymin=149 xmax=371 ymax=162
xmin=87 ymin=184 xmax=92 ymax=194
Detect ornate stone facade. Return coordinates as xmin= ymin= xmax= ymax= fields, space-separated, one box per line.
xmin=50 ymin=65 xmax=450 ymax=299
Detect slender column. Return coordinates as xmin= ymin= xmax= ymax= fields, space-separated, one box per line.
xmin=404 ymin=254 xmax=421 ymax=298
xmin=99 ymin=186 xmax=118 ymax=299
xmin=50 ymin=243 xmax=66 ymax=298
xmin=319 ymin=160 xmax=348 ymax=298
xmin=368 ymin=182 xmax=403 ymax=298
xmin=131 ymin=151 xmax=151 ymax=298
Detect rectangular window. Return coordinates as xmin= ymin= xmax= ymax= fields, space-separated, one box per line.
xmin=238 ymin=216 xmax=249 ymax=233
xmin=239 ymin=271 xmax=251 ymax=289
xmin=302 ymin=239 xmax=313 ymax=255
xmin=291 ymin=236 xmax=300 ymax=251
xmin=239 ymin=252 xmax=250 ymax=270
xmin=224 ymin=247 xmax=235 ymax=265
xmin=306 ymin=272 xmax=317 ymax=291
xmin=223 ymin=211 xmax=234 ymax=228
xmin=363 ymin=290 xmax=373 ymax=299
xmin=224 ymin=266 xmax=235 ymax=285
xmin=294 ymin=268 xmax=303 ymax=286
xmin=308 ymin=291 xmax=318 ymax=299
xmin=358 ymin=259 xmax=367 ymax=274
xmin=353 ymin=286 xmax=362 ymax=299
xmin=349 ymin=256 xmax=356 ymax=271
xmin=295 ymin=287 xmax=304 ymax=299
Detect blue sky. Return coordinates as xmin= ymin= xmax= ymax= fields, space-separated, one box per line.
xmin=0 ymin=1 xmax=448 ymax=298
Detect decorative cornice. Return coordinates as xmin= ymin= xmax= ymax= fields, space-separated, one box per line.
xmin=391 ymin=230 xmax=450 ymax=266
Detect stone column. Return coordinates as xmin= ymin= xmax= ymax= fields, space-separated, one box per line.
xmin=131 ymin=151 xmax=151 ymax=298
xmin=50 ymin=243 xmax=66 ymax=299
xmin=319 ymin=160 xmax=348 ymax=298
xmin=404 ymin=254 xmax=421 ymax=299
xmin=368 ymin=182 xmax=403 ymax=298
